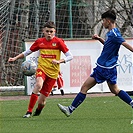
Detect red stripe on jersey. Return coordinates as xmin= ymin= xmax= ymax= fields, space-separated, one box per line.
xmin=41 ymin=54 xmax=56 ymax=58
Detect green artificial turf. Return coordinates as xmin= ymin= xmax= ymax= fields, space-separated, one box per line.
xmin=0 ymin=96 xmax=133 ymax=133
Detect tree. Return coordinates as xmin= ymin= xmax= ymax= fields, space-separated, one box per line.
xmin=56 ymin=0 xmax=132 ymax=38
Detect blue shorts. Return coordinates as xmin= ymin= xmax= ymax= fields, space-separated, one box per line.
xmin=90 ymin=66 xmax=117 ymax=84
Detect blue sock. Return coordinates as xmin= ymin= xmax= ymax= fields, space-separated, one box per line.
xmin=118 ymin=90 xmax=132 ymax=105
xmin=69 ymin=92 xmax=86 ymax=113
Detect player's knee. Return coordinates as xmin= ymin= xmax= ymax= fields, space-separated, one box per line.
xmin=35 ymin=83 xmax=42 ymax=91
xmin=80 ymin=86 xmax=88 ymax=94
xmin=110 ymin=88 xmax=120 ymax=95
xmin=38 ymin=99 xmax=46 ymax=105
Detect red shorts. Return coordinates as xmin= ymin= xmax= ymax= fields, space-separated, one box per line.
xmin=36 ymin=69 xmax=56 ymax=97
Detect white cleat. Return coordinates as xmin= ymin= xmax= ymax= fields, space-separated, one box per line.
xmin=131 ymin=120 xmax=133 ymax=125
xmin=23 ymin=112 xmax=32 ymax=118
xmin=57 ymin=103 xmax=71 ymax=117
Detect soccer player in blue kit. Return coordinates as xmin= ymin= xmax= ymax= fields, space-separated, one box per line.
xmin=57 ymin=10 xmax=133 ymax=117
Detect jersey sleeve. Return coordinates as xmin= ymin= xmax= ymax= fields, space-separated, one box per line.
xmin=112 ymin=31 xmax=125 ymax=45
xmin=112 ymin=36 xmax=125 ymax=45
xmin=30 ymin=39 xmax=40 ymax=52
xmin=58 ymin=39 xmax=69 ymax=53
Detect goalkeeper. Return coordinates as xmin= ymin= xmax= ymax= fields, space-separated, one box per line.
xmin=8 ymin=21 xmax=73 ymax=118
xmin=57 ymin=9 xmax=133 ymax=117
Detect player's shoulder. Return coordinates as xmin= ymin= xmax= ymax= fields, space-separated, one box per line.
xmin=53 ymin=36 xmax=65 ymax=43
xmin=36 ymin=37 xmax=45 ymax=42
xmin=110 ymin=28 xmax=122 ymax=37
xmin=34 ymin=38 xmax=45 ymax=44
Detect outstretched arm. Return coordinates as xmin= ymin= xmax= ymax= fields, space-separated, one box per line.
xmin=8 ymin=49 xmax=32 ymax=62
xmin=92 ymin=34 xmax=105 ymax=44
xmin=8 ymin=53 xmax=24 ymax=62
xmin=122 ymin=42 xmax=133 ymax=52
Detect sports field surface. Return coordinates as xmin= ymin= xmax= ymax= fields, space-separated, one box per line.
xmin=0 ymin=94 xmax=133 ymax=133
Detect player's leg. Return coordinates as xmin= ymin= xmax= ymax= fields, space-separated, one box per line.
xmin=33 ymin=76 xmax=56 ymax=116
xmin=58 ymin=76 xmax=97 ymax=116
xmin=27 ymin=77 xmax=44 ymax=112
xmin=107 ymin=66 xmax=133 ymax=107
xmin=69 ymin=76 xmax=96 ymax=111
xmin=23 ymin=69 xmax=45 ymax=118
xmin=33 ymin=93 xmax=47 ymax=116
xmin=57 ymin=72 xmax=64 ymax=95
xmin=107 ymin=82 xmax=133 ymax=107
xmin=51 ymin=80 xmax=57 ymax=95
xmin=23 ymin=77 xmax=44 ymax=118
xmin=60 ymin=89 xmax=64 ymax=95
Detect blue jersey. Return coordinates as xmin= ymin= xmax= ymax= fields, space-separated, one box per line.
xmin=96 ymin=28 xmax=125 ymax=68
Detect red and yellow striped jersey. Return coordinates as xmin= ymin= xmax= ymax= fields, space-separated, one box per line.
xmin=30 ymin=37 xmax=69 ymax=79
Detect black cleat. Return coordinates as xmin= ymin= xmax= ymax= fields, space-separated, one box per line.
xmin=60 ymin=89 xmax=64 ymax=95
xmin=33 ymin=109 xmax=42 ymax=116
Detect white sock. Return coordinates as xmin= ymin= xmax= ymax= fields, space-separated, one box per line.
xmin=130 ymin=100 xmax=133 ymax=108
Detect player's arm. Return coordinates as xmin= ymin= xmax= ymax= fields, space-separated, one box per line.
xmin=8 ymin=53 xmax=24 ymax=62
xmin=52 ymin=50 xmax=73 ymax=64
xmin=8 ymin=49 xmax=32 ymax=62
xmin=8 ymin=39 xmax=38 ymax=62
xmin=92 ymin=34 xmax=105 ymax=44
xmin=63 ymin=50 xmax=73 ymax=62
xmin=122 ymin=42 xmax=133 ymax=52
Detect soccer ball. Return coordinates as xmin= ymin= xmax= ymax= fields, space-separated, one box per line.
xmin=21 ymin=60 xmax=37 ymax=76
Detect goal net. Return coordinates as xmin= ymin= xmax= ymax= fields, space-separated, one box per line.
xmin=0 ymin=0 xmax=51 ymax=88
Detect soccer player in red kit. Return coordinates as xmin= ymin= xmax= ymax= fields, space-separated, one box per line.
xmin=8 ymin=21 xmax=73 ymax=118
xmin=51 ymin=71 xmax=64 ymax=96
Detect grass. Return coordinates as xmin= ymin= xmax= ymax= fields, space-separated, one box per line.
xmin=0 ymin=96 xmax=133 ymax=133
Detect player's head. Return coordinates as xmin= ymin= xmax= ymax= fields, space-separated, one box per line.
xmin=101 ymin=10 xmax=116 ymax=29
xmin=43 ymin=21 xmax=56 ymax=29
xmin=43 ymin=21 xmax=56 ymax=40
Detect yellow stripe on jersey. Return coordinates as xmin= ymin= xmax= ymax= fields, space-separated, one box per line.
xmin=30 ymin=37 xmax=69 ymax=79
xmin=38 ymin=49 xmax=61 ymax=79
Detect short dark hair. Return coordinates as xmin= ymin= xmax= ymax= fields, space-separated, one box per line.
xmin=102 ymin=10 xmax=116 ymax=21
xmin=43 ymin=21 xmax=56 ymax=29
